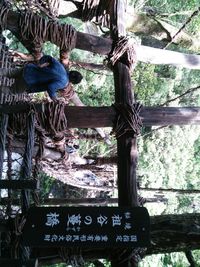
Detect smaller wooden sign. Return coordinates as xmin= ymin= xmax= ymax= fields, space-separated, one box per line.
xmin=22 ymin=207 xmax=150 ymax=248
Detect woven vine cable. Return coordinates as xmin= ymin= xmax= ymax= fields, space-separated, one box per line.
xmin=35 ymin=102 xmax=68 ymax=136
xmin=0 ymin=1 xmax=10 ymax=32
xmin=0 ymin=114 xmax=8 ymax=179
xmin=82 ymin=0 xmax=100 ymax=21
xmin=47 ymin=21 xmax=77 ymax=50
xmin=20 ymin=0 xmax=60 ymax=19
xmin=82 ymin=0 xmax=112 ymax=25
xmin=11 ymin=214 xmax=31 ymax=260
xmin=108 ymin=36 xmax=137 ymax=70
xmin=14 ymin=111 xmax=34 ymax=260
xmin=19 ymin=11 xmax=48 ymax=43
xmin=19 ymin=11 xmax=77 ymax=50
xmin=20 ymin=110 xmax=35 ymax=214
xmin=112 ymin=103 xmax=142 ymax=138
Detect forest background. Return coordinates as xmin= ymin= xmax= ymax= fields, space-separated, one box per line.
xmin=4 ymin=0 xmax=200 ymax=266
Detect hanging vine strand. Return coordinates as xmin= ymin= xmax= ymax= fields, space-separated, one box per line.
xmin=82 ymin=0 xmax=112 ymax=27
xmin=0 ymin=1 xmax=10 ymax=32
xmin=19 ymin=11 xmax=77 ymax=50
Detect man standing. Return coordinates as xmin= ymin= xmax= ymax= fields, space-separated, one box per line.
xmin=0 ymin=55 xmax=83 ymax=100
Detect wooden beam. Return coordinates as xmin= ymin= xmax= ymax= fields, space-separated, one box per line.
xmin=1 ymin=105 xmax=200 ymax=127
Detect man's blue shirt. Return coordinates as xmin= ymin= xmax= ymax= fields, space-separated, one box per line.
xmin=23 ymin=55 xmax=69 ymax=98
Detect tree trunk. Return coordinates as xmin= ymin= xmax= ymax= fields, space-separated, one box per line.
xmin=149 ymin=213 xmax=200 ymax=254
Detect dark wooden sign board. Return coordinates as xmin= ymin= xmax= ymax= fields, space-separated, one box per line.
xmin=22 ymin=207 xmax=150 ymax=248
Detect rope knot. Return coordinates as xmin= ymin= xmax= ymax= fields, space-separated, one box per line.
xmin=112 ymin=102 xmax=142 ymax=138
xmin=107 ymin=36 xmax=137 ymax=70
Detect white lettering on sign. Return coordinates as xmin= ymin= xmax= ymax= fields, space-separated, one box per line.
xmin=130 ymin=235 xmax=137 ymax=242
xmin=44 ymin=211 xmax=135 ymax=231
xmin=124 ymin=212 xmax=131 ymax=219
xmin=94 ymin=235 xmax=101 ymax=242
xmin=45 ymin=212 xmax=60 ymax=227
xmin=116 ymin=235 xmax=137 ymax=242
xmin=87 ymin=235 xmax=94 ymax=241
xmin=124 ymin=222 xmax=132 ymax=230
xmin=80 ymin=235 xmax=87 ymax=242
xmin=112 ymin=214 xmax=122 ymax=227
xmin=84 ymin=215 xmax=93 ymax=225
xmin=44 ymin=234 xmax=51 ymax=241
xmin=123 ymin=235 xmax=129 ymax=242
xmin=51 ymin=234 xmax=58 ymax=242
xmin=43 ymin=234 xmax=109 ymax=243
xmin=101 ymin=235 xmax=108 ymax=242
xmin=58 ymin=235 xmax=65 ymax=241
xmin=97 ymin=215 xmax=108 ymax=226
xmin=66 ymin=226 xmax=80 ymax=232
xmin=72 ymin=235 xmax=79 ymax=242
xmin=67 ymin=214 xmax=81 ymax=227
xmin=65 ymin=235 xmax=72 ymax=242
xmin=116 ymin=235 xmax=123 ymax=242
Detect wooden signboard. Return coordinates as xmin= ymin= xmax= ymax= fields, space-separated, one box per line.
xmin=22 ymin=207 xmax=150 ymax=248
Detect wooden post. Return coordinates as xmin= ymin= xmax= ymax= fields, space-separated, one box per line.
xmin=110 ymin=1 xmax=139 ymax=266
xmin=113 ymin=63 xmax=139 ymax=207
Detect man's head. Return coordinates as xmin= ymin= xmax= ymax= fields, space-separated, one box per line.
xmin=69 ymin=70 xmax=83 ymax=84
